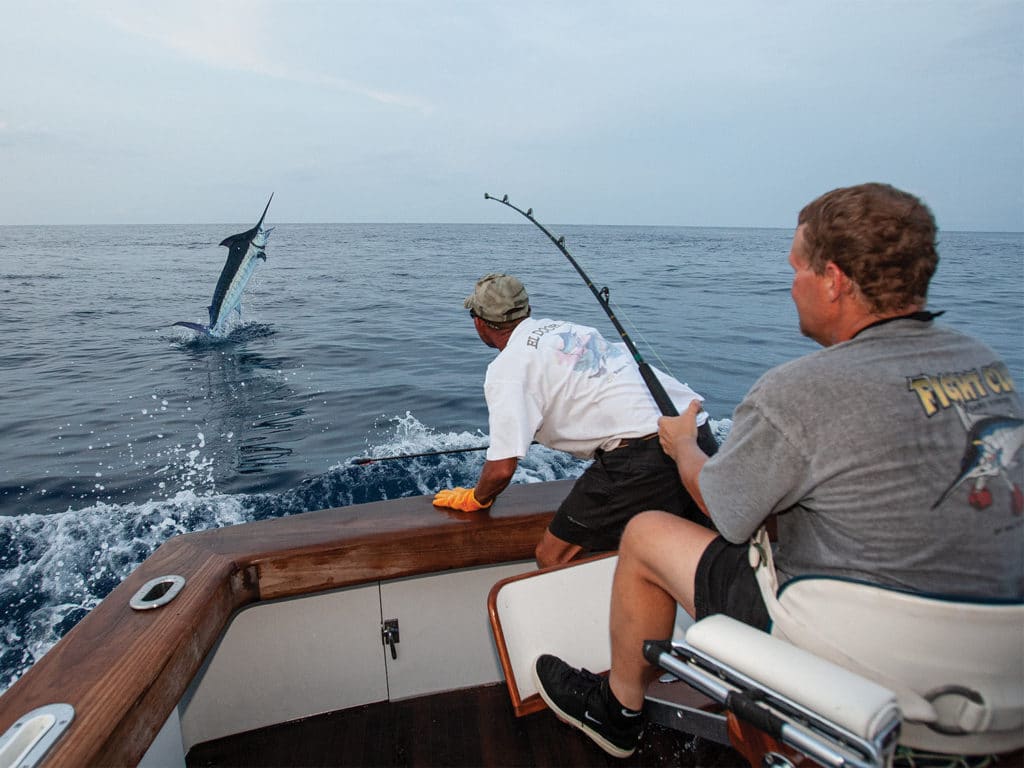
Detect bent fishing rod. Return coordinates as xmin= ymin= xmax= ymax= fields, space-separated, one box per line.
xmin=484 ymin=193 xmax=679 ymax=417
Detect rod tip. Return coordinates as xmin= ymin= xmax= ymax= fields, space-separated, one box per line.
xmin=483 ymin=192 xmax=490 ymax=199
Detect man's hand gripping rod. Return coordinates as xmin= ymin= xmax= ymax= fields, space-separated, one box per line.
xmin=484 ymin=192 xmax=678 ymax=417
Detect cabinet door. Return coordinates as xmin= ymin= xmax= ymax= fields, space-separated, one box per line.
xmin=180 ymin=582 xmax=386 ymax=749
xmin=179 ymin=561 xmax=536 ymax=748
xmin=380 ymin=560 xmax=535 ymax=701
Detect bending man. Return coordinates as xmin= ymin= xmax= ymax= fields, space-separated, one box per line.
xmin=533 ymin=183 xmax=1023 ymax=758
xmin=432 ymin=273 xmax=718 ymax=567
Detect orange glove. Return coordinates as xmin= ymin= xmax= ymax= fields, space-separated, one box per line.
xmin=432 ymin=487 xmax=493 ymax=512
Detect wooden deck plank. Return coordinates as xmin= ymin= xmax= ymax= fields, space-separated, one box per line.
xmin=185 ymin=683 xmax=745 ymax=768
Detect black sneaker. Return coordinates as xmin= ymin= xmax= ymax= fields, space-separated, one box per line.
xmin=533 ymin=654 xmax=643 ymax=758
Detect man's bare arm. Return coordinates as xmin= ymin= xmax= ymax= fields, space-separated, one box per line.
xmin=474 ymin=457 xmax=519 ymax=505
xmin=658 ymin=401 xmax=710 ymax=516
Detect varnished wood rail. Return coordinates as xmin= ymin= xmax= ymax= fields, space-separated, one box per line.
xmin=0 ymin=480 xmax=572 ymax=767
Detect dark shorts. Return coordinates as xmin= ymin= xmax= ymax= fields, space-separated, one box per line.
xmin=694 ymin=536 xmax=770 ymax=630
xmin=549 ymin=421 xmax=718 ymax=552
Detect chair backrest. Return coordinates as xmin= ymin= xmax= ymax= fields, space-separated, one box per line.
xmin=743 ymin=524 xmax=1024 ymax=758
xmin=487 ymin=554 xmax=617 ymax=716
xmin=771 ymin=575 xmax=1023 ymax=755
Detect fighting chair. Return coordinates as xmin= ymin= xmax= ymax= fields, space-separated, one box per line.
xmin=487 ymin=535 xmax=1024 ymax=768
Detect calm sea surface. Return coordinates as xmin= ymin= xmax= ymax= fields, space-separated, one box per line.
xmin=0 ymin=222 xmax=1021 ymax=690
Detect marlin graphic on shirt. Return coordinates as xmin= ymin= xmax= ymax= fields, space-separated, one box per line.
xmin=933 ymin=404 xmax=1024 ymax=513
xmin=556 ymin=328 xmax=627 ymax=378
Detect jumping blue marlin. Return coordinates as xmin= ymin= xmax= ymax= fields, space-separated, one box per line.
xmin=175 ymin=194 xmax=274 ymax=337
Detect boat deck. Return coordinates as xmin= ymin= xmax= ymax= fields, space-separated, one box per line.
xmin=186 ymin=682 xmax=743 ymax=768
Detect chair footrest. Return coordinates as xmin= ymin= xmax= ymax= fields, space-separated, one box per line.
xmin=644 ymin=677 xmax=728 ymax=745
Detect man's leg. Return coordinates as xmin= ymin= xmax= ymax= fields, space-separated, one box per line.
xmin=535 ymin=529 xmax=584 ymax=568
xmin=533 ymin=511 xmax=717 ymax=758
xmin=607 ymin=511 xmax=718 ymax=710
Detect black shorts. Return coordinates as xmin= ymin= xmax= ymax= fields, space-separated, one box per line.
xmin=693 ymin=536 xmax=770 ymax=630
xmin=549 ymin=421 xmax=718 ymax=552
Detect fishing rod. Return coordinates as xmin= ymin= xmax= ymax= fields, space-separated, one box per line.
xmin=352 ymin=441 xmax=540 ymax=466
xmin=352 ymin=445 xmax=488 ymax=465
xmin=484 ymin=193 xmax=679 ymax=417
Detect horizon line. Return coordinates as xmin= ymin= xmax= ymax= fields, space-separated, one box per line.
xmin=0 ymin=221 xmax=1020 ymax=235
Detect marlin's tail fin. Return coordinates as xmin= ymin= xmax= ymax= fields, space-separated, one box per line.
xmin=172 ymin=321 xmax=211 ymax=335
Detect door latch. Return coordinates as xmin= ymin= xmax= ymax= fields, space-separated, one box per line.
xmin=382 ymin=619 xmax=400 ymax=660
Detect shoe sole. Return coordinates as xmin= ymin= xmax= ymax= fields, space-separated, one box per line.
xmin=532 ymin=663 xmax=636 ymax=759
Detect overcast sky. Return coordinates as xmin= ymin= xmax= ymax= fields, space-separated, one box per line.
xmin=1 ymin=1 xmax=1021 ymax=230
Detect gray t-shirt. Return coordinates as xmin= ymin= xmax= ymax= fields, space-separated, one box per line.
xmin=700 ymin=318 xmax=1023 ymax=600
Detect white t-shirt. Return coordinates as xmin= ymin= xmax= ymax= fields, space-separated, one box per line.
xmin=484 ymin=318 xmax=706 ymax=461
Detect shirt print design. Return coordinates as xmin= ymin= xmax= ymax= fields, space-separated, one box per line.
xmin=908 ymin=361 xmax=1023 ymax=513
xmin=933 ymin=405 xmax=1024 ymax=513
xmin=555 ymin=328 xmax=627 ymax=378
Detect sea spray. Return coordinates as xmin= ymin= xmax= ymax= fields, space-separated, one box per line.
xmin=0 ymin=490 xmax=250 ymax=691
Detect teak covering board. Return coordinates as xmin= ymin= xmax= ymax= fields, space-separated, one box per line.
xmin=0 ymin=480 xmax=572 ymax=767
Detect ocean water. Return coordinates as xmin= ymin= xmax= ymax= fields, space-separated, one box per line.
xmin=0 ymin=221 xmax=1021 ymax=692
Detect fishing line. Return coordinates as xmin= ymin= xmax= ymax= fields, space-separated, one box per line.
xmin=607 ymin=294 xmax=678 ymax=381
xmin=484 ymin=193 xmax=679 ymax=417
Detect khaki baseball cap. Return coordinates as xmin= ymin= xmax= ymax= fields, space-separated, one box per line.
xmin=464 ymin=273 xmax=530 ymax=323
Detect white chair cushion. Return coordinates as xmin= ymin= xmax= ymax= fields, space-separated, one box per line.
xmin=687 ymin=613 xmax=900 ymax=742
